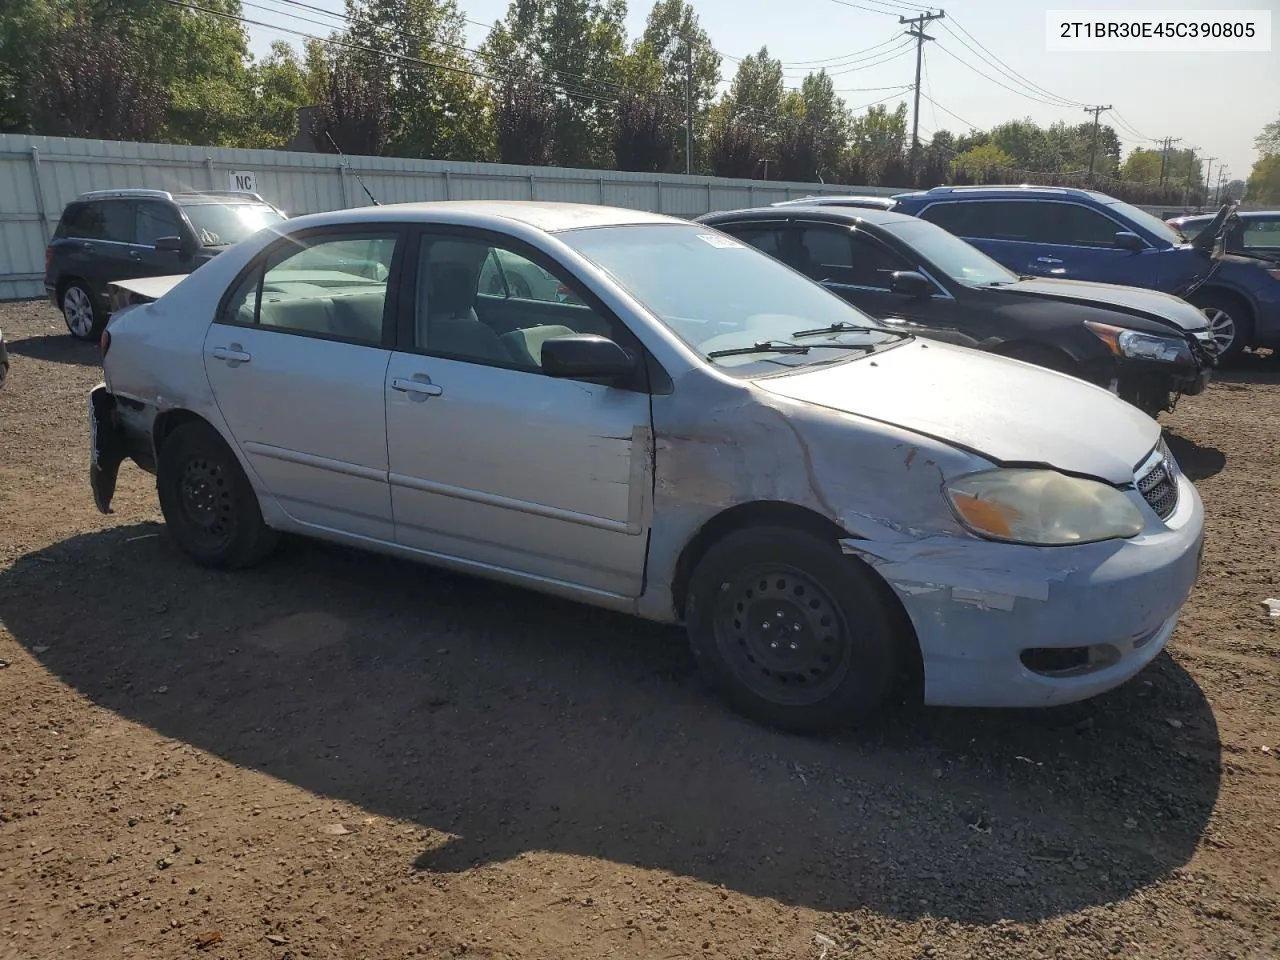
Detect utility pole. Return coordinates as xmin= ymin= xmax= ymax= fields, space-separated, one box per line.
xmin=1203 ymin=157 xmax=1217 ymax=205
xmin=684 ymin=34 xmax=693 ymax=176
xmin=1158 ymin=136 xmax=1182 ymax=186
xmin=1083 ymin=104 xmax=1112 ymax=181
xmin=901 ymin=9 xmax=944 ymax=179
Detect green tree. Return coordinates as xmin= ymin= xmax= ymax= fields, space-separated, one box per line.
xmin=953 ymin=143 xmax=1015 ymax=174
xmin=0 ymin=0 xmax=56 ymax=132
xmin=721 ymin=47 xmax=785 ymax=124
xmin=1245 ymin=156 xmax=1280 ymax=203
xmin=482 ymin=0 xmax=629 ymax=168
xmin=245 ymin=41 xmax=310 ymax=148
xmin=798 ymin=70 xmax=851 ymax=179
xmin=344 ymin=0 xmax=494 ymax=161
xmin=988 ymin=119 xmax=1048 ymax=169
xmin=1254 ymin=113 xmax=1280 ymax=157
xmin=1120 ymin=148 xmax=1163 ymax=182
xmin=636 ymin=0 xmax=720 ymax=170
xmin=847 ymin=101 xmax=908 ymax=182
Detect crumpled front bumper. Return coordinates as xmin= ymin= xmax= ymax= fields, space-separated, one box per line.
xmin=842 ymin=474 xmax=1205 ymax=708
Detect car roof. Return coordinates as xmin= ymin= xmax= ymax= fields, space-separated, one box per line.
xmin=699 ymin=205 xmax=921 ymax=228
xmin=280 ymin=200 xmax=684 ymax=234
xmin=770 ymin=195 xmax=898 ymax=209
xmin=895 ymin=184 xmax=1116 ymax=203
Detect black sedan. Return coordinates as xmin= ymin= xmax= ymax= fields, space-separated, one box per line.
xmin=696 ymin=205 xmax=1216 ymax=416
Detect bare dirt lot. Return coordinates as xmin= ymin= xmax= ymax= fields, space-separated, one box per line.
xmin=1 ymin=299 xmax=1278 ymax=960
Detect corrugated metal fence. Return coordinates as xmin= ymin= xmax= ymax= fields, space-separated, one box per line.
xmin=0 ymin=133 xmax=897 ymax=301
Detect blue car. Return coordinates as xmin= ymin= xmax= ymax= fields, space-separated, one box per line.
xmin=888 ymin=186 xmax=1280 ymax=359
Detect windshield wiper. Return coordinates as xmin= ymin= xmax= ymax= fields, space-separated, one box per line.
xmin=791 ymin=322 xmax=913 ymax=342
xmin=706 ymin=340 xmax=811 ymax=359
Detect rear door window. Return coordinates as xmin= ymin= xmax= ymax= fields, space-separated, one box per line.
xmin=919 ymin=200 xmax=1038 ymax=242
xmin=99 ymin=200 xmax=137 ymax=244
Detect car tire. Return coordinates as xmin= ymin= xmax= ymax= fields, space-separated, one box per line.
xmin=685 ymin=525 xmax=899 ymax=734
xmin=156 ymin=421 xmax=278 ymax=570
xmin=1188 ymin=290 xmax=1252 ymax=361
xmin=61 ymin=281 xmax=105 ymax=341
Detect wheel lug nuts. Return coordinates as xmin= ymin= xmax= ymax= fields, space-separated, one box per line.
xmin=788 ymin=641 xmax=798 ymax=650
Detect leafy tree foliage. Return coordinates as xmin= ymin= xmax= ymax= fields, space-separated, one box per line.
xmin=493 ymin=77 xmax=556 ymax=165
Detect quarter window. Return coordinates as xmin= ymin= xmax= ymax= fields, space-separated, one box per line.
xmin=218 ymin=231 xmax=398 ymax=345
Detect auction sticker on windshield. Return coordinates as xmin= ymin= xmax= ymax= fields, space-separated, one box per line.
xmin=697 ymin=233 xmax=745 ymax=249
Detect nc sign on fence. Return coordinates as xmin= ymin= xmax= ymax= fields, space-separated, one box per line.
xmin=229 ymin=171 xmax=258 ymax=192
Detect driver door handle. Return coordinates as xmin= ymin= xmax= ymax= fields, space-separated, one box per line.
xmin=1035 ymin=256 xmax=1063 ymax=265
xmin=392 ymin=376 xmax=443 ymax=398
xmin=211 ymin=345 xmax=252 ymax=364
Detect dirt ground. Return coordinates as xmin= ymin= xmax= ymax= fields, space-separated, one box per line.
xmin=1 ymin=298 xmax=1277 ymax=960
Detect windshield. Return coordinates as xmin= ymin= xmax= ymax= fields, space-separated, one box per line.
xmin=1104 ymin=199 xmax=1184 ymax=245
xmin=884 ymin=219 xmax=1017 ymax=286
xmin=561 ymin=223 xmax=897 ymax=372
xmin=180 ymin=202 xmax=284 ymax=247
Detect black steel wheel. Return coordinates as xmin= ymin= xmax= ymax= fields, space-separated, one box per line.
xmin=686 ymin=525 xmax=900 ymax=733
xmin=156 ymin=421 xmax=277 ymax=569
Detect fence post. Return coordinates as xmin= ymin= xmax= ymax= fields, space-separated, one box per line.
xmin=705 ymin=181 xmax=712 ymax=214
xmin=597 ymin=177 xmax=605 ymax=204
xmin=655 ymin=179 xmax=662 ymax=214
xmin=28 ymin=147 xmax=51 ymax=243
xmin=443 ymin=170 xmax=451 ymax=200
xmin=339 ymin=164 xmax=351 ymax=208
xmin=529 ymin=174 xmax=536 ymax=200
xmin=205 ymin=157 xmax=217 ymax=189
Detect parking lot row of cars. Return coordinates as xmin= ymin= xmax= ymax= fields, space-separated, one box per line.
xmin=54 ymin=176 xmax=1247 ymax=735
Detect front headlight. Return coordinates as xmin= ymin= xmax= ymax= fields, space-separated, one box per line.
xmin=1084 ymin=321 xmax=1191 ymax=364
xmin=946 ymin=469 xmax=1145 ymax=546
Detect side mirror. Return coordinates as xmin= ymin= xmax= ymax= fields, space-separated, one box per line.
xmin=541 ymin=334 xmax=636 ymax=380
xmin=154 ymin=235 xmax=191 ymax=257
xmin=1114 ymin=231 xmax=1145 ymax=252
xmin=888 ymin=270 xmax=935 ymax=298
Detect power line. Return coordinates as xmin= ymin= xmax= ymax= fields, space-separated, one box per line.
xmin=941 ymin=16 xmax=1086 ymax=108
xmin=917 ymin=92 xmax=977 ymax=130
xmin=1109 ymin=109 xmax=1157 ymax=143
xmin=932 ymin=42 xmax=1082 ymax=109
xmin=771 ymin=34 xmax=903 ymax=68
xmin=827 ymin=0 xmax=915 ymax=18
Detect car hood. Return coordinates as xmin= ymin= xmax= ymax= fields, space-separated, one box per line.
xmin=754 ymin=339 xmax=1159 ymax=485
xmin=1001 ymin=277 xmax=1209 ymax=332
xmin=108 ymin=274 xmax=188 ymax=302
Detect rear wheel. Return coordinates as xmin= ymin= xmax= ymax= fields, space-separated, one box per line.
xmin=61 ymin=282 xmax=104 ymax=341
xmin=686 ymin=526 xmax=899 ymax=733
xmin=1188 ymin=290 xmax=1252 ymax=361
xmin=156 ymin=421 xmax=277 ymax=569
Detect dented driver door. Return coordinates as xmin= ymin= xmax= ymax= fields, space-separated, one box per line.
xmin=383 ymin=228 xmax=654 ymax=599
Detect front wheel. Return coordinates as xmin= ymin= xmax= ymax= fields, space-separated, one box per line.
xmin=61 ymin=282 xmax=105 ymax=341
xmin=156 ymin=421 xmax=277 ymax=569
xmin=1188 ymin=290 xmax=1252 ymax=361
xmin=686 ymin=526 xmax=900 ymax=733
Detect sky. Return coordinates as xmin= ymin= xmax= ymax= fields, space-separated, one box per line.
xmin=241 ymin=0 xmax=1280 ymax=181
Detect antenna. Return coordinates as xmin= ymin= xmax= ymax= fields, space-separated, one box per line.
xmin=325 ymin=132 xmax=381 ymax=207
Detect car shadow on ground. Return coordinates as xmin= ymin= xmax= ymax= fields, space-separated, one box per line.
xmin=1211 ymin=350 xmax=1280 ymax=387
xmin=7 ymin=333 xmax=101 ymax=367
xmin=0 ymin=524 xmax=1222 ymax=926
xmin=1163 ymin=430 xmax=1226 ymax=482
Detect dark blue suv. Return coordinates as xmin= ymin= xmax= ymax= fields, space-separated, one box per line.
xmin=890 ymin=186 xmax=1280 ymax=359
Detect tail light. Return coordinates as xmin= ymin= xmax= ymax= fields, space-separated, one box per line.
xmin=100 ymin=329 xmax=111 ymax=361
xmin=1267 ymin=268 xmax=1280 ymax=282
xmin=44 ymin=246 xmax=53 ymax=273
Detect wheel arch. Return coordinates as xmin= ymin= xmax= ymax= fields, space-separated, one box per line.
xmin=670 ymin=500 xmax=924 ymax=695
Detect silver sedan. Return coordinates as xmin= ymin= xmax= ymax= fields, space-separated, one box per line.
xmin=88 ymin=201 xmax=1204 ymax=732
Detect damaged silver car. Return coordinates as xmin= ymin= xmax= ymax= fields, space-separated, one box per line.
xmin=88 ymin=202 xmax=1205 ymax=732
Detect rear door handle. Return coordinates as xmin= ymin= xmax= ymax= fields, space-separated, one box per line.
xmin=211 ymin=345 xmax=252 ymax=365
xmin=392 ymin=376 xmax=443 ymax=398
xmin=1035 ymin=256 xmax=1063 ymax=265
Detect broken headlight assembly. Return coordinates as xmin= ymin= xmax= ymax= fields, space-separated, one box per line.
xmin=946 ymin=469 xmax=1145 ymax=546
xmin=1084 ymin=321 xmax=1192 ymax=364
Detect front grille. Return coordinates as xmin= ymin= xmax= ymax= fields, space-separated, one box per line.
xmin=1137 ymin=454 xmax=1179 ymax=520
